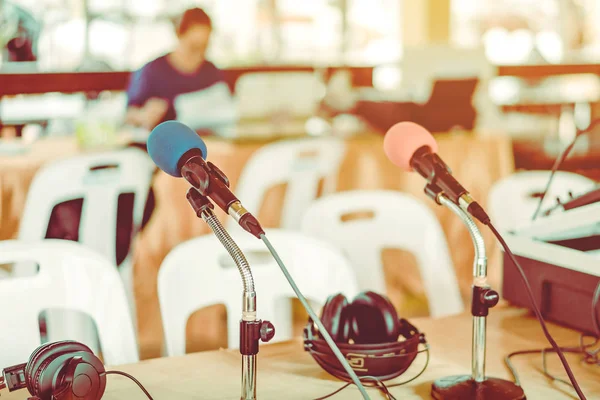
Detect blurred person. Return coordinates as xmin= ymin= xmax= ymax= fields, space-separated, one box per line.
xmin=125 ymin=7 xmax=233 ymax=130
xmin=1 ymin=2 xmax=39 ymax=63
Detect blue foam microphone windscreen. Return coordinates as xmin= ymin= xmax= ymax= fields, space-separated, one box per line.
xmin=147 ymin=120 xmax=208 ymax=177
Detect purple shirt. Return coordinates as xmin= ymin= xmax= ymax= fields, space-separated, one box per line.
xmin=126 ymin=55 xmax=227 ymax=124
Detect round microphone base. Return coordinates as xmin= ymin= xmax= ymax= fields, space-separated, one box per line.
xmin=431 ymin=375 xmax=526 ymax=400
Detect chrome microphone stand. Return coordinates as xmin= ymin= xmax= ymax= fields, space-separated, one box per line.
xmin=186 ymin=188 xmax=275 ymax=400
xmin=430 ymin=191 xmax=525 ymax=400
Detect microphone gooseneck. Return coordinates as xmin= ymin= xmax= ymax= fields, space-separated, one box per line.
xmin=201 ymin=207 xmax=256 ymax=297
xmin=438 ymin=195 xmax=488 ymax=383
xmin=189 ymin=192 xmax=260 ymax=400
xmin=201 ymin=208 xmax=258 ymax=400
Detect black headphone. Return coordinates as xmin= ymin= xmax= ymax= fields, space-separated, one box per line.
xmin=303 ymin=291 xmax=428 ymax=382
xmin=1 ymin=341 xmax=106 ymax=400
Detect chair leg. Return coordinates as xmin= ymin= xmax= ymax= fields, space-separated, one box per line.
xmin=43 ymin=309 xmax=100 ymax=354
xmin=118 ymin=257 xmax=139 ymax=333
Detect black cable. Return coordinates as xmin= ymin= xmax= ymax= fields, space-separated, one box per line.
xmin=505 ymin=344 xmax=596 ymax=395
xmin=577 ymin=280 xmax=600 ymax=367
xmin=579 ymin=335 xmax=600 ymax=366
xmin=505 ymin=334 xmax=600 ymax=392
xmin=313 ymin=378 xmax=396 ymax=400
xmin=314 ymin=348 xmax=430 ymax=400
xmin=531 ymin=118 xmax=600 ymax=221
xmin=501 ymin=220 xmax=600 ymax=395
xmin=314 ymin=377 xmax=397 ymax=400
xmin=531 ymin=136 xmax=580 ymax=221
xmin=488 ymin=222 xmax=587 ymax=399
xmin=106 ymin=370 xmax=154 ymax=400
xmin=385 ymin=348 xmax=430 ymax=387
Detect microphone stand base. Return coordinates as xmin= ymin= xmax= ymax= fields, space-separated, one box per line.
xmin=431 ymin=375 xmax=526 ymax=400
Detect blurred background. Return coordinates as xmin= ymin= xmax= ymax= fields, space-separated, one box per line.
xmin=1 ymin=0 xmax=600 ymax=361
xmin=2 ymin=0 xmax=600 ymax=144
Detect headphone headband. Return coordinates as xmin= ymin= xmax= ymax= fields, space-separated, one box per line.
xmin=303 ymin=306 xmax=428 ymax=382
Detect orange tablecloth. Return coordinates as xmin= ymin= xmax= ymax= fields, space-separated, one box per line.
xmin=0 ymin=132 xmax=514 ymax=359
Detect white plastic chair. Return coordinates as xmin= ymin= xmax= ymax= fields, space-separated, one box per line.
xmin=488 ymin=170 xmax=596 ymax=232
xmin=17 ymin=147 xmax=155 ymax=298
xmin=228 ymin=137 xmax=346 ymax=232
xmin=0 ymin=240 xmax=139 ymax=367
xmin=16 ymin=147 xmax=154 ymax=348
xmin=301 ymin=190 xmax=463 ymax=317
xmin=158 ymin=229 xmax=359 ymax=355
xmin=18 ymin=147 xmax=154 ymax=273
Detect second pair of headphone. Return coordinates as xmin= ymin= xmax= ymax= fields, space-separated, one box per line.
xmin=303 ymin=291 xmax=429 ymax=382
xmin=1 ymin=341 xmax=105 ymax=400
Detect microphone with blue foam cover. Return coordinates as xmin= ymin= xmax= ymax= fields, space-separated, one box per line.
xmin=147 ymin=120 xmax=208 ymax=177
xmin=146 ymin=120 xmax=264 ymax=238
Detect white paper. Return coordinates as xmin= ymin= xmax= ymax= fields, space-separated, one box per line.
xmin=173 ymin=82 xmax=238 ymax=135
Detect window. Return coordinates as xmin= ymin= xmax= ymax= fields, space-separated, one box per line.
xmin=3 ymin=0 xmax=403 ymax=70
xmin=451 ymin=0 xmax=600 ymax=64
xmin=345 ymin=0 xmax=402 ymax=64
xmin=275 ymin=0 xmax=401 ymax=65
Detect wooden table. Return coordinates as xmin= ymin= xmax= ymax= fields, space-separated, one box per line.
xmin=497 ymin=62 xmax=600 ymax=79
xmin=4 ymin=307 xmax=598 ymax=399
xmin=493 ymin=75 xmax=600 ymax=116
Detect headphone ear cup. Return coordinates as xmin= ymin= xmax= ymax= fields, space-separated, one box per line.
xmin=319 ymin=293 xmax=350 ymax=342
xmin=26 ymin=341 xmax=89 ymax=395
xmin=349 ymin=291 xmax=401 ymax=344
xmin=25 ymin=341 xmax=103 ymax=399
xmin=58 ymin=352 xmax=106 ymax=400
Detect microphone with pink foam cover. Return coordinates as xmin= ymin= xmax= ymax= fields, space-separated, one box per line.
xmin=383 ymin=121 xmax=491 ymax=224
xmin=383 ymin=122 xmax=438 ymax=171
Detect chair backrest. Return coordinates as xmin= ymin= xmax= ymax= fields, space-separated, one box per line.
xmin=426 ymin=78 xmax=479 ymax=105
xmin=0 ymin=240 xmax=139 ymax=367
xmin=300 ymin=190 xmax=463 ymax=317
xmin=228 ymin=137 xmax=346 ymax=231
xmin=158 ymin=229 xmax=359 ymax=355
xmin=420 ymin=78 xmax=479 ymax=132
xmin=488 ymin=170 xmax=596 ymax=231
xmin=18 ymin=147 xmax=155 ymax=267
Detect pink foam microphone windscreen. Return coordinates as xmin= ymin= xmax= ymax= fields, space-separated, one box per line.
xmin=383 ymin=122 xmax=439 ymax=171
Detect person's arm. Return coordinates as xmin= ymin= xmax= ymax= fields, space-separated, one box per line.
xmin=125 ymin=67 xmax=149 ymax=125
xmin=125 ymin=66 xmax=168 ymax=129
xmin=213 ymin=67 xmax=231 ymax=93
